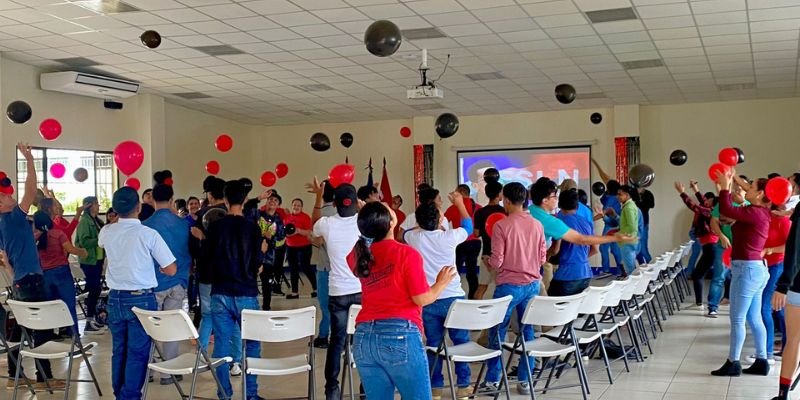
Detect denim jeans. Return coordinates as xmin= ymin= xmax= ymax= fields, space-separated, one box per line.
xmin=354 ymin=319 xmax=431 ymax=400
xmin=708 ymin=244 xmax=726 ymax=312
xmin=325 ymin=292 xmax=361 ymax=394
xmin=287 ymin=245 xmax=316 ymax=294
xmin=423 ymin=296 xmax=471 ymax=388
xmin=107 ymin=289 xmax=157 ymax=400
xmin=620 ymin=243 xmax=640 ymax=276
xmin=316 ymin=270 xmax=330 ymax=339
xmin=548 ymin=278 xmax=591 ymax=297
xmin=80 ymin=260 xmax=104 ymax=319
xmin=198 ymin=283 xmax=214 ymax=352
xmin=599 ymin=242 xmax=621 ymax=272
xmin=637 ymin=224 xmax=652 ymax=264
xmin=7 ymin=273 xmax=54 ymax=381
xmin=188 ymin=270 xmax=198 ymax=309
xmin=211 ymin=295 xmax=261 ymax=399
xmin=42 ymin=265 xmax=79 ymax=335
xmin=153 ymin=284 xmax=186 ymax=379
xmin=686 ymin=230 xmax=701 ymax=276
xmin=728 ymin=260 xmax=768 ymax=361
xmin=486 ymin=280 xmax=540 ymax=383
xmin=763 ymin=262 xmax=786 ymax=357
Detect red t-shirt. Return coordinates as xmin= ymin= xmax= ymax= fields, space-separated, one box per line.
xmin=38 ymin=229 xmax=70 ymax=270
xmin=394 ymin=208 xmax=406 ymax=229
xmin=765 ymin=214 xmax=791 ymax=266
xmin=444 ymin=199 xmax=481 ymax=242
xmin=348 ymin=240 xmax=429 ymax=331
xmin=53 ymin=215 xmax=78 ymax=239
xmin=284 ymin=212 xmax=312 ymax=247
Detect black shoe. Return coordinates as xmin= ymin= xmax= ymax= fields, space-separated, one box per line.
xmin=743 ymin=358 xmax=770 ymax=376
xmin=711 ymin=359 xmax=742 ymax=376
xmin=286 ymin=294 xmax=300 ymax=299
xmin=160 ymin=376 xmax=183 ymax=385
xmin=311 ymin=291 xmax=317 ymax=298
xmin=325 ymin=387 xmax=341 ymax=400
xmin=272 ymin=286 xmax=285 ymax=296
xmin=313 ymin=337 xmax=329 ymax=349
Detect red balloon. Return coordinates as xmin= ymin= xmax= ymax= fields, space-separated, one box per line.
xmin=707 ymin=162 xmax=731 ymax=182
xmin=206 ymin=161 xmax=220 ymax=175
xmin=0 ymin=185 xmax=14 ymax=195
xmin=275 ymin=163 xmax=289 ymax=178
xmin=485 ymin=212 xmax=506 ymax=238
xmin=722 ymin=247 xmax=732 ymax=268
xmin=718 ymin=148 xmax=739 ymax=167
xmin=39 ymin=118 xmax=62 ymax=141
xmin=125 ymin=177 xmax=141 ymax=191
xmin=0 ymin=171 xmax=7 ymax=181
xmin=215 ymin=134 xmax=233 ymax=152
xmin=328 ymin=164 xmax=355 ymax=189
xmin=113 ymin=141 xmax=145 ymax=176
xmin=260 ymin=171 xmax=277 ymax=187
xmin=766 ymin=177 xmax=792 ymax=205
xmin=164 ymin=177 xmax=174 ymax=186
xmin=400 ymin=126 xmax=411 ymax=138
xmin=49 ymin=163 xmax=66 ymax=179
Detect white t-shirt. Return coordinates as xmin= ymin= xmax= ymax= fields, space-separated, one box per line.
xmin=404 ymin=227 xmax=468 ymax=299
xmin=312 ymin=214 xmax=362 ymax=296
xmin=98 ymin=218 xmax=176 ymax=291
xmin=400 ymin=213 xmax=451 ymax=232
xmin=786 ymin=195 xmax=799 ymax=211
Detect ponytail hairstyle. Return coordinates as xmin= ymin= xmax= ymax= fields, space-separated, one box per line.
xmin=33 ymin=211 xmax=54 ymax=250
xmin=354 ymin=202 xmax=392 ymax=278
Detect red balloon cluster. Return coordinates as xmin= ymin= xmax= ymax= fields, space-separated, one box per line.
xmin=276 ymin=163 xmax=288 ymax=178
xmin=114 ymin=141 xmax=145 ymax=176
xmin=766 ymin=177 xmax=792 ymax=206
xmin=216 ymin=134 xmax=233 ymax=152
xmin=485 ymin=213 xmax=506 ymax=237
xmin=707 ymin=162 xmax=731 ymax=183
xmin=39 ymin=118 xmax=62 ymax=141
xmin=125 ymin=177 xmax=141 ymax=191
xmin=328 ymin=164 xmax=355 ymax=188
xmin=50 ymin=163 xmax=66 ymax=179
xmin=206 ymin=160 xmax=220 ymax=175
xmin=718 ymin=148 xmax=739 ymax=167
xmin=260 ymin=171 xmax=277 ymax=187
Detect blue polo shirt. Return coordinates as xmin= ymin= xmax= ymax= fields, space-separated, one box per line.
xmin=559 ymin=203 xmax=594 ymax=226
xmin=529 ymin=205 xmax=570 ymax=248
xmin=600 ymin=194 xmax=621 ymax=233
xmin=143 ymin=208 xmax=191 ymax=291
xmin=0 ymin=206 xmax=42 ymax=281
xmin=554 ymin=213 xmax=593 ymax=281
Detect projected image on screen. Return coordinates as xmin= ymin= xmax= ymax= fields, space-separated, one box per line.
xmin=458 ymin=146 xmax=591 ymax=205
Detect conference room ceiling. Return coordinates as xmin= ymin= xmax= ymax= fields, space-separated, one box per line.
xmin=0 ymin=0 xmax=798 ymax=125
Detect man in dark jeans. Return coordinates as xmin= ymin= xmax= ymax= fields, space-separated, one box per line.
xmin=445 ymin=185 xmax=482 ymax=299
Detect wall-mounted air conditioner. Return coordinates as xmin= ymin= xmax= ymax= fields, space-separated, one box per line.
xmin=40 ymin=71 xmax=140 ymax=99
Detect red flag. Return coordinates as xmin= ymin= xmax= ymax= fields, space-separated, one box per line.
xmin=380 ymin=157 xmax=392 ymax=202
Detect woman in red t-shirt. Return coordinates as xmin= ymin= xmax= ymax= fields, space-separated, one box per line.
xmin=284 ymin=198 xmax=316 ymax=299
xmin=348 ymin=202 xmax=455 ymax=400
xmin=761 ymin=211 xmax=791 ymax=361
xmin=33 ymin=211 xmax=87 ymax=335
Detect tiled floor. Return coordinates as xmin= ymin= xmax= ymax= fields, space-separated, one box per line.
xmin=1 ymin=287 xmax=787 ymax=400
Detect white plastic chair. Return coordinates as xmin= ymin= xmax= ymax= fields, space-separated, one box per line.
xmin=341 ymin=304 xmax=363 ymax=400
xmin=426 ymin=296 xmax=513 ymax=400
xmin=133 ymin=307 xmax=231 ymax=400
xmin=0 ymin=268 xmax=26 ymax=389
xmin=618 ymin=275 xmax=647 ymax=361
xmin=7 ymin=299 xmax=102 ymax=400
xmin=503 ymin=292 xmax=588 ymax=400
xmin=240 ymin=306 xmax=317 ymax=400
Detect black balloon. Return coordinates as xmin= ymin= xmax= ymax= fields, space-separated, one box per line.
xmin=340 ymin=132 xmax=353 ymax=148
xmin=483 ymin=168 xmax=500 ymax=184
xmin=591 ymin=181 xmax=605 ymax=196
xmin=555 ymin=84 xmax=576 ymax=104
xmin=140 ymin=30 xmax=162 ymax=49
xmin=435 ymin=113 xmax=459 ymax=139
xmin=285 ymin=223 xmax=297 ymax=235
xmin=669 ymin=149 xmax=688 ymax=166
xmin=310 ymin=132 xmax=331 ymax=152
xmin=590 ymin=112 xmax=602 ymax=124
xmin=364 ymin=20 xmax=402 ymax=57
xmin=0 ymin=177 xmax=11 ymax=187
xmin=734 ymin=147 xmax=745 ymax=164
xmin=73 ymin=168 xmax=89 ymax=183
xmin=6 ymin=100 xmax=32 ymax=124
xmin=629 ymin=164 xmax=655 ymax=188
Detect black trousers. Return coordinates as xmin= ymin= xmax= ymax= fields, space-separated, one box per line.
xmin=456 ymin=240 xmax=482 ymax=299
xmin=287 ymin=245 xmax=316 ymax=294
xmin=260 ymin=246 xmax=287 ymax=310
xmin=691 ymin=243 xmax=716 ymax=305
xmin=5 ymin=273 xmax=53 ymax=381
xmin=325 ymin=292 xmax=361 ymax=395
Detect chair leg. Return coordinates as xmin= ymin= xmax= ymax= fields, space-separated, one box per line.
xmin=498 ymin=333 xmax=511 ymax=400
xmin=572 ymin=346 xmax=589 ymax=400
xmin=143 ymin=343 xmax=155 ymax=400
xmin=445 ymin=358 xmax=457 ymax=400
xmin=81 ymin=347 xmax=103 ymax=396
xmin=597 ymin=338 xmax=613 ymax=384
xmin=241 ymin=342 xmax=247 ymax=400
xmin=613 ymin=328 xmax=630 ymax=373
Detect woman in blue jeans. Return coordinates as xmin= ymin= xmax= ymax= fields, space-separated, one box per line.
xmin=757 ymin=212 xmax=791 ymax=363
xmin=712 ymin=173 xmax=772 ymax=377
xmin=349 ymin=202 xmax=456 ymax=400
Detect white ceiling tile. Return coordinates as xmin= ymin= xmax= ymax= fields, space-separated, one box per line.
xmin=123 ymin=0 xmax=185 ymax=10
xmin=155 ymin=8 xmax=213 ymax=23
xmin=694 ymin=11 xmax=747 ymax=25
xmin=749 ymin=18 xmax=800 ymax=33
xmin=658 ymin=47 xmax=706 ymax=57
xmin=250 ymin=28 xmax=302 ymax=41
xmin=690 ymin=0 xmax=745 ymax=14
xmin=609 ymin=41 xmax=656 ymax=53
xmin=170 ymin=35 xmax=223 ymax=46
xmin=31 ymin=20 xmax=91 ymax=35
xmin=701 ymin=34 xmax=749 ymax=46
xmin=497 ymin=29 xmax=549 ymax=43
xmin=485 ymin=18 xmax=540 ymax=33
xmin=195 ymin=4 xmax=256 ymax=19
xmin=704 ymin=44 xmax=751 ymax=55
xmin=332 ymin=20 xmax=371 ymax=34
xmin=311 ymin=7 xmax=368 ymax=22
xmin=593 ymin=20 xmax=646 ymax=34
xmin=440 ymin=23 xmax=492 ymax=36
xmin=471 ymin=6 xmax=526 ymax=22
xmin=239 ymin=0 xmax=302 ymax=14
xmin=291 ymin=24 xmax=345 ymax=37
xmin=2 ymin=8 xmax=52 ymax=23
xmin=273 ymin=38 xmax=323 ymax=50
xmin=697 ymin=23 xmax=748 ymax=36
xmin=642 ymin=15 xmax=696 ymax=29
xmin=521 ymin=1 xmax=579 ymax=17
xmin=751 ymin=30 xmax=800 ymax=43
xmin=601 ymin=31 xmax=652 ymax=43
xmin=749 ymin=6 xmax=800 ymax=21
xmin=573 ymin=0 xmax=633 ymax=12
xmin=554 ymin=35 xmax=604 ymax=48
xmin=404 ymin=0 xmax=465 ymax=14
xmin=636 ymin=3 xmax=691 ymax=18
xmin=358 ymin=3 xmax=415 ymax=18
xmin=655 ymin=37 xmax=703 ymax=49
xmin=544 ymin=24 xmax=596 ymax=38
xmin=0 ymin=25 xmax=52 ymax=38
xmin=267 ymin=11 xmax=325 ymax=27
xmin=649 ymin=27 xmax=698 ymax=40
xmin=748 ymin=0 xmax=800 ymax=9
xmin=37 ymin=3 xmax=98 ymax=19
xmin=112 ymin=12 xmax=172 ymax=26
xmin=183 ymin=20 xmax=239 ymax=34
xmin=424 ymin=11 xmax=480 ymax=26
xmin=454 ymin=34 xmax=506 ymax=46
xmin=534 ymin=13 xmax=589 ymax=28
xmin=615 ymin=50 xmax=661 ymax=61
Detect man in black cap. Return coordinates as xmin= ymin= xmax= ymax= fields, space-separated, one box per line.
xmin=99 ymin=187 xmax=176 ymax=400
xmin=310 ymin=182 xmax=362 ymax=399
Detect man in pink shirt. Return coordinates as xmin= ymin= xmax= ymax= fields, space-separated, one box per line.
xmin=483 ymin=182 xmax=546 ymax=395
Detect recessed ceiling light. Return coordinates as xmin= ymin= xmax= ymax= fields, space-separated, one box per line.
xmin=465 ymin=72 xmax=506 ymax=81
xmin=174 ymin=92 xmax=212 ymax=99
xmin=578 ymin=92 xmax=607 ymax=99
xmin=192 ymin=45 xmax=245 ymax=56
xmin=54 ymin=57 xmax=100 ymax=67
xmin=621 ymin=59 xmax=664 ymax=70
xmin=585 ymin=7 xmax=638 ymax=23
xmin=73 ymin=0 xmax=140 ymax=14
xmin=401 ymin=28 xmax=447 ymax=40
xmin=717 ymin=83 xmax=755 ymax=91
xmin=409 ymin=103 xmax=444 ymax=110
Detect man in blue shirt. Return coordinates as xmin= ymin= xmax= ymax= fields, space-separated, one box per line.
xmin=142 ymin=183 xmax=191 ymax=385
xmin=592 ymin=159 xmax=624 ymax=274
xmin=557 ymin=179 xmax=593 ymax=225
xmin=551 ymin=190 xmax=598 ymax=296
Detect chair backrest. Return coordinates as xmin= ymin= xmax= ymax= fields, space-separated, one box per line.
xmin=133 ymin=307 xmax=198 ymax=343
xmin=668 ymin=249 xmax=682 ymax=268
xmin=444 ymin=296 xmax=512 ymax=331
xmin=577 ymin=285 xmax=612 ymax=315
xmin=69 ymin=263 xmax=85 ymax=280
xmin=241 ymin=306 xmax=316 ymax=343
xmin=620 ymin=274 xmax=643 ymax=300
xmin=601 ymin=280 xmax=625 ymax=307
xmin=7 ymin=299 xmax=74 ymax=330
xmin=520 ymin=292 xmax=587 ymax=327
xmin=346 ymin=304 xmax=362 ymax=335
xmin=632 ymin=269 xmax=657 ymax=295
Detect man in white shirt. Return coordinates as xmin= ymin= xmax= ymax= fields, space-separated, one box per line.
xmin=99 ymin=187 xmax=176 ymax=400
xmin=399 ymin=187 xmax=450 ymax=237
xmin=310 ymin=183 xmax=361 ymax=400
xmin=785 ymin=173 xmax=800 ymax=211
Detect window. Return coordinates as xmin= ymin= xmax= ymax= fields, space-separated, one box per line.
xmin=16 ymin=147 xmax=118 ymax=215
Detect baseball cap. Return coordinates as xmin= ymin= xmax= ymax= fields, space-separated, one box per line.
xmin=334 ymin=184 xmax=357 ymax=217
xmin=559 ymin=179 xmax=577 ymax=192
xmin=112 ymin=187 xmax=139 ymax=215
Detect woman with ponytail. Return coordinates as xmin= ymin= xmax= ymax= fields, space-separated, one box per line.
xmin=348 ymin=201 xmax=456 ymax=400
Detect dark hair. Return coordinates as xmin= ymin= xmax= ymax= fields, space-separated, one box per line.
xmin=755 ymin=178 xmax=769 ymax=199
xmin=39 ymin=198 xmax=56 ymax=216
xmin=203 ymin=176 xmax=225 ymax=200
xmin=768 ymin=173 xmax=782 ymax=180
xmin=33 ymin=211 xmax=54 ymax=250
xmin=268 ymin=192 xmax=282 ymax=205
xmin=417 ymin=183 xmax=432 ymax=192
xmin=558 ymin=189 xmax=579 ymax=211
xmin=467 ymin=159 xmax=496 ymax=182
xmin=414 ymin=201 xmax=440 ymax=231
xmin=617 ymin=185 xmax=635 ymax=197
xmin=152 ymin=184 xmax=174 ymax=203
xmin=292 ymin=198 xmax=303 ymax=206
xmin=503 ymin=182 xmax=528 ymax=206
xmin=83 ymin=196 xmax=97 ymax=206
xmin=530 ymin=179 xmax=557 ymax=206
xmin=791 ymin=173 xmax=800 ymax=187
xmin=142 ymin=188 xmax=153 ymax=198
xmin=606 ymin=180 xmax=620 ymax=195
xmin=357 ymin=185 xmax=378 ymax=201
xmin=418 ymin=188 xmax=440 ymax=205
xmin=456 ymin=184 xmax=471 ymax=196
xmin=224 ymin=180 xmax=247 ymax=206
xmin=188 ymin=196 xmax=200 ymax=204
xmin=738 ymin=174 xmax=750 ymax=183
xmin=107 ymin=207 xmax=117 ymax=215
xmin=354 ymin=202 xmax=392 ymax=278
xmin=322 ymin=179 xmax=335 ymax=203
xmin=392 ymin=195 xmax=403 ymax=205
xmin=175 ymin=198 xmax=187 ymax=212
xmin=703 ymin=192 xmax=718 ymax=206
xmin=485 ymin=181 xmax=503 ymax=200
xmin=577 ymin=189 xmax=589 ymax=205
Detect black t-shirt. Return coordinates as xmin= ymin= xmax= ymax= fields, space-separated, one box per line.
xmin=192 ymin=204 xmax=227 ymax=284
xmin=472 ymin=204 xmax=506 ymax=255
xmin=138 ymin=204 xmax=155 ymax=221
xmin=205 ymin=215 xmax=262 ymax=297
xmin=635 ymin=190 xmax=655 ymax=226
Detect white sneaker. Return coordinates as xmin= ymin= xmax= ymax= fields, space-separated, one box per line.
xmin=746 ymin=355 xmax=776 ymax=365
xmin=693 ymin=304 xmax=705 ymax=311
xmin=230 ymin=363 xmax=242 ymax=376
